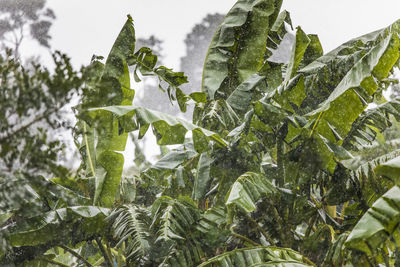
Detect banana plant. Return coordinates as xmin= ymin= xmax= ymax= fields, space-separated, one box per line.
xmin=0 ymin=12 xmax=226 ymax=267
xmin=141 ymin=0 xmax=400 ymax=265
xmin=3 ymin=0 xmax=400 ymax=266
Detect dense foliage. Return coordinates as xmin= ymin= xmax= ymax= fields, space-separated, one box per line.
xmin=2 ymin=0 xmax=400 ymax=266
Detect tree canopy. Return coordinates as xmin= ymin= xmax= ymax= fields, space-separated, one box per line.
xmin=0 ymin=0 xmax=55 ymax=57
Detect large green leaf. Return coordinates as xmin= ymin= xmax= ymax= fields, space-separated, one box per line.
xmin=227 ymin=74 xmax=266 ymax=111
xmin=27 ymin=175 xmax=90 ymax=206
xmin=198 ymin=247 xmax=313 ymax=267
xmin=149 ymin=148 xmax=197 ymax=171
xmin=309 ymin=31 xmax=400 ymax=143
xmin=79 ymin=16 xmax=136 ymax=207
xmin=7 ymin=206 xmax=110 ymax=247
xmin=202 ymin=0 xmax=282 ymax=100
xmin=87 ymin=105 xmax=227 ymax=151
xmin=226 ymin=172 xmax=278 ymax=212
xmin=193 ymin=152 xmax=213 ymax=200
xmin=107 ymin=205 xmax=150 ymax=261
xmin=129 ymin=47 xmax=189 ymax=112
xmin=299 ymin=24 xmax=398 ymax=113
xmin=197 ymin=5 xmax=293 ymax=134
xmin=274 ymin=22 xmax=400 ymax=174
xmin=283 ymin=27 xmax=310 ymax=84
xmin=343 ymin=99 xmax=400 ymax=150
xmin=151 ymin=196 xmax=199 ymax=243
xmin=345 ymin=185 xmax=400 ymax=255
xmin=375 ymin=156 xmax=400 ymax=182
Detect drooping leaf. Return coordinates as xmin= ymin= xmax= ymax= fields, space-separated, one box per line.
xmin=345 ymin=185 xmax=400 ymax=255
xmin=27 ymin=175 xmax=91 ymax=206
xmin=375 ymin=156 xmax=400 ymax=182
xmin=7 ymin=206 xmax=110 ymax=247
xmin=107 ymin=205 xmax=150 ymax=261
xmin=342 ymin=99 xmax=400 ymax=150
xmin=150 ymin=149 xmax=198 ymax=171
xmin=283 ymin=26 xmax=310 ymax=83
xmin=291 ymin=22 xmax=400 ymax=173
xmin=130 ymin=47 xmax=189 ymax=112
xmin=193 ymin=152 xmax=213 ymax=200
xmin=151 ymin=196 xmax=200 ymax=243
xmin=227 ymin=74 xmax=266 ymax=111
xmin=202 ymin=0 xmax=282 ymax=100
xmin=198 ymin=247 xmax=313 ymax=267
xmin=79 ymin=16 xmax=136 ymax=207
xmin=226 ymin=172 xmax=278 ymax=212
xmin=87 ymin=105 xmax=227 ymax=151
xmin=305 ymin=26 xmax=400 ymax=144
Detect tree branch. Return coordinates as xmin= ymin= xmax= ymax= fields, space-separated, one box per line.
xmin=0 ymin=108 xmax=57 ymax=143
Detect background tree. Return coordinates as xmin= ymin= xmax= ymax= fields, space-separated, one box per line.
xmin=0 ymin=0 xmax=83 ymax=174
xmin=0 ymin=50 xmax=82 ymax=177
xmin=180 ymin=13 xmax=225 ymax=94
xmin=0 ymin=0 xmax=55 ymax=58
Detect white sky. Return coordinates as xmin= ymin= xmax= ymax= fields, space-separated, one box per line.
xmin=22 ymin=0 xmax=400 ymax=70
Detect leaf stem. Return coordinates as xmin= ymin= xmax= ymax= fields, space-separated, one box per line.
xmin=276 ymin=137 xmax=285 ymax=187
xmin=309 ymin=112 xmax=323 ymax=138
xmin=340 ymin=201 xmax=349 ymax=220
xmin=270 ymin=202 xmax=287 ymax=246
xmin=231 ymin=231 xmax=261 ymax=247
xmin=59 ymin=245 xmax=93 ymax=267
xmin=305 ymin=214 xmax=318 ymax=238
xmin=242 ymin=212 xmax=274 ymax=245
xmin=96 ymin=237 xmax=114 ymax=267
xmin=276 ymin=123 xmax=287 ymax=187
xmin=37 ymin=257 xmax=70 ymax=267
xmin=83 ymin=122 xmax=96 ymax=179
xmin=106 ymin=240 xmax=114 ymax=265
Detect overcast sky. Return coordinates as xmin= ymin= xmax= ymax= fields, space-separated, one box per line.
xmin=21 ymin=0 xmax=400 ymax=71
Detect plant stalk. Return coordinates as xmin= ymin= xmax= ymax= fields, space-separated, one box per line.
xmin=231 ymin=230 xmax=261 ymax=246
xmin=95 ymin=237 xmax=114 ymax=267
xmin=242 ymin=212 xmax=274 ymax=245
xmin=305 ymin=214 xmax=318 ymax=239
xmin=37 ymin=257 xmax=70 ymax=267
xmin=270 ymin=203 xmax=287 ymax=246
xmin=59 ymin=245 xmax=93 ymax=267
